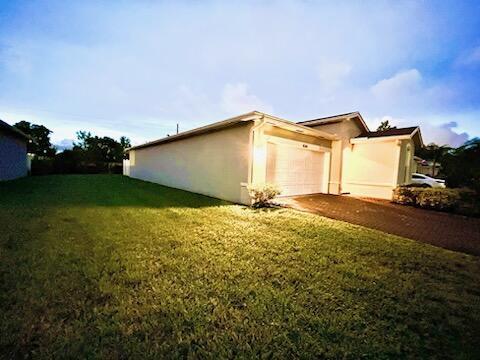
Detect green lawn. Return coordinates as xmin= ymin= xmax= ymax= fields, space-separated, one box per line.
xmin=1 ymin=175 xmax=479 ymax=359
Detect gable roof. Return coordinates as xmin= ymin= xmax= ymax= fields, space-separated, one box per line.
xmin=0 ymin=119 xmax=30 ymax=141
xmin=297 ymin=112 xmax=358 ymax=125
xmin=355 ymin=126 xmax=424 ymax=148
xmin=127 ymin=111 xmax=338 ymax=151
xmin=297 ymin=111 xmax=369 ymax=133
xmin=128 ymin=111 xmax=259 ymax=151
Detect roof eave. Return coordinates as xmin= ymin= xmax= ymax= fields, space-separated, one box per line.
xmin=127 ymin=111 xmax=339 ymax=152
xmin=352 ymin=127 xmax=423 ymax=146
xmin=261 ymin=113 xmax=338 ymax=140
xmin=411 ymin=127 xmax=424 ymax=148
xmin=0 ymin=120 xmax=30 ymax=141
xmin=297 ymin=111 xmax=358 ymax=125
xmin=354 ymin=113 xmax=370 ymax=133
xmin=298 ymin=111 xmax=370 ymax=133
xmin=127 ymin=111 xmax=261 ymax=151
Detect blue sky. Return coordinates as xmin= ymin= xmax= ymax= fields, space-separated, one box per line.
xmin=0 ymin=0 xmax=479 ymax=147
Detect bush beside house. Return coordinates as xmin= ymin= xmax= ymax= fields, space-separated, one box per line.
xmin=247 ymin=183 xmax=281 ymax=208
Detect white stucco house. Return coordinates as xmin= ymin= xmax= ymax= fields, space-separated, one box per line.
xmin=124 ymin=111 xmax=423 ymax=204
xmin=0 ymin=119 xmax=30 ymax=181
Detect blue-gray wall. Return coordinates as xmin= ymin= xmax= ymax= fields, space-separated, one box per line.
xmin=0 ymin=130 xmax=28 ymax=181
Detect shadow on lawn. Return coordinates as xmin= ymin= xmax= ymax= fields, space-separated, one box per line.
xmin=0 ymin=174 xmax=229 ymax=209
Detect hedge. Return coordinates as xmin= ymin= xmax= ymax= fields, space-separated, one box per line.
xmin=393 ymin=186 xmax=479 ymax=216
xmin=393 ymin=187 xmax=460 ymax=210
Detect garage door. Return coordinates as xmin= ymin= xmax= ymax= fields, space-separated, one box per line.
xmin=266 ymin=142 xmax=325 ymax=196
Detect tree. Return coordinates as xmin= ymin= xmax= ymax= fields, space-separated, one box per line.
xmin=119 ymin=136 xmax=131 ymax=150
xmin=14 ymin=121 xmax=56 ymax=157
xmin=376 ymin=120 xmax=396 ymax=132
xmin=417 ymin=143 xmax=451 ymax=177
xmin=442 ymin=138 xmax=480 ymax=192
xmin=74 ymin=131 xmax=92 ymax=150
xmin=73 ymin=131 xmax=131 ymax=163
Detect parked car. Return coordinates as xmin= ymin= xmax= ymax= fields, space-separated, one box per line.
xmin=411 ymin=173 xmax=446 ymax=188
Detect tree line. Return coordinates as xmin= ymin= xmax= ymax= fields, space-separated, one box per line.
xmin=14 ymin=119 xmax=480 ymax=192
xmin=14 ymin=121 xmax=131 ymax=175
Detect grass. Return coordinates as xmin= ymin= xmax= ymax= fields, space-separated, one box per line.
xmin=0 ymin=175 xmax=479 ymax=359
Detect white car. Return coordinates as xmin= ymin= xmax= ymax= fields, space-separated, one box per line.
xmin=411 ymin=173 xmax=446 ymax=188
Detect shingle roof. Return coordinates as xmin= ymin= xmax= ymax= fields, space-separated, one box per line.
xmin=127 ymin=111 xmax=259 ymax=151
xmin=357 ymin=127 xmax=418 ymax=138
xmin=297 ymin=111 xmax=370 ymax=133
xmin=128 ymin=111 xmax=339 ymax=151
xmin=296 ymin=112 xmax=358 ymax=125
xmin=0 ymin=119 xmax=30 ymax=141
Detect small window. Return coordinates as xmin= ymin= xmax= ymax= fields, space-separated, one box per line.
xmin=412 ymin=174 xmax=423 ymax=179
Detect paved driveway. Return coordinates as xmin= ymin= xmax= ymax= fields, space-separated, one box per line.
xmin=278 ymin=194 xmax=480 ymax=256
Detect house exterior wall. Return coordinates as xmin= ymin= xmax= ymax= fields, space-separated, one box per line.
xmin=127 ymin=122 xmax=254 ymax=204
xmin=0 ymin=131 xmax=28 ymax=181
xmin=125 ymin=112 xmax=417 ymax=203
xmin=343 ymin=139 xmax=402 ymax=199
xmin=123 ymin=159 xmax=130 ymax=176
xmin=309 ymin=119 xmax=363 ymax=194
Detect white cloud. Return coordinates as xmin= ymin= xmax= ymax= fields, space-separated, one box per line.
xmin=367 ymin=115 xmax=469 ymax=147
xmin=55 ymin=139 xmax=74 ymax=151
xmin=364 ymin=68 xmax=458 ymax=120
xmin=220 ymin=83 xmax=273 ymax=115
xmin=422 ymin=121 xmax=470 ymax=147
xmin=316 ymin=59 xmax=352 ymax=91
xmin=371 ymin=69 xmax=422 ymax=99
xmin=0 ymin=1 xmax=478 ymax=143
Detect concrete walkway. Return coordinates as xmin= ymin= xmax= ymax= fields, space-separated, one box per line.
xmin=278 ymin=194 xmax=480 ymax=256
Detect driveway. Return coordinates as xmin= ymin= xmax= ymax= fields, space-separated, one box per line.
xmin=278 ymin=194 xmax=480 ymax=256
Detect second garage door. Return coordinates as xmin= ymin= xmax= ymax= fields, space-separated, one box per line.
xmin=266 ymin=141 xmax=326 ymax=196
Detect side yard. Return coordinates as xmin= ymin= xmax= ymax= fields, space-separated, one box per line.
xmin=1 ymin=175 xmax=479 ymax=358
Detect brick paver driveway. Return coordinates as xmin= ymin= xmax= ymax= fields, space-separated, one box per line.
xmin=279 ymin=194 xmax=480 ymax=256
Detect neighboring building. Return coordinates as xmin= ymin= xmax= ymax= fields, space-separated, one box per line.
xmin=124 ymin=111 xmax=423 ymax=204
xmin=0 ymin=119 xmax=30 ymax=181
xmin=413 ymin=156 xmax=441 ymax=177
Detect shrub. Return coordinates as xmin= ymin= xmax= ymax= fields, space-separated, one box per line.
xmin=416 ymin=188 xmax=460 ymax=211
xmin=247 ymin=183 xmax=281 ymax=208
xmin=455 ymin=188 xmax=480 ymax=216
xmin=393 ymin=186 xmax=462 ymax=212
xmin=392 ymin=186 xmax=423 ymax=205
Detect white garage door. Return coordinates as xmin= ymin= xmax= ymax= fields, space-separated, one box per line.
xmin=266 ymin=142 xmax=325 ymax=196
